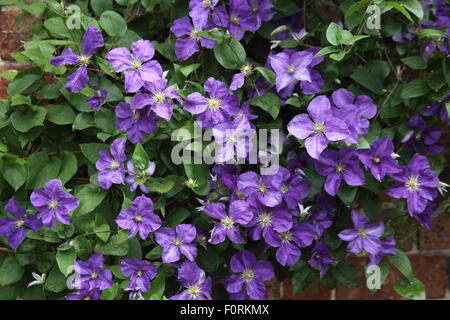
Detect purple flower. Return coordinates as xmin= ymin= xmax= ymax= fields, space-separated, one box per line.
xmin=86 ymin=90 xmax=107 ymax=111
xmin=0 ymin=199 xmax=42 ymax=250
xmin=66 ymin=288 xmax=101 ymax=300
xmin=125 ymin=160 xmax=155 ymax=193
xmin=414 ymin=202 xmax=435 ymax=229
xmin=189 ymin=0 xmax=219 ymax=29
xmin=115 ymin=195 xmax=162 ymax=240
xmin=73 ymin=252 xmax=113 ymax=291
xmin=421 ymin=92 xmax=450 ymax=124
xmin=269 ymin=166 xmax=310 ymax=211
xmin=170 ymin=261 xmax=212 ymax=300
xmin=270 ymin=222 xmax=316 ymax=266
xmin=402 ymin=114 xmax=444 ymax=154
xmin=211 ymin=1 xmax=258 ymax=40
xmin=171 ymin=16 xmax=215 ymax=61
xmin=314 ymin=147 xmax=365 ymax=196
xmin=247 ymin=0 xmax=275 ymax=29
xmin=237 ymin=171 xmax=282 ymax=207
xmin=183 ymin=77 xmax=240 ymax=129
xmin=106 ymin=40 xmax=163 ymax=93
xmin=338 ymin=210 xmax=385 ymax=255
xmin=224 ymin=250 xmax=274 ymax=300
xmin=195 ymin=229 xmax=209 ymax=249
xmin=269 ymin=50 xmax=313 ymax=92
xmin=368 ymin=237 xmax=396 ymax=266
xmin=202 ymin=200 xmax=253 ymax=244
xmin=49 ymin=26 xmax=104 ymax=92
xmin=121 ymin=258 xmax=157 ymax=299
xmin=155 ymin=224 xmax=197 ymax=263
xmin=229 ymin=64 xmax=253 ymax=91
xmin=287 ymin=95 xmax=349 ymax=159
xmin=30 ymin=179 xmax=79 ymax=229
xmin=331 ymin=88 xmax=377 ymax=144
xmin=308 ymin=240 xmax=335 ymax=277
xmin=358 ymin=138 xmax=402 ymax=182
xmin=212 ymin=115 xmax=255 ymax=163
xmin=245 ymin=195 xmax=293 ymax=247
xmin=306 ymin=207 xmax=334 ymax=237
xmin=386 ymin=153 xmax=439 ymax=215
xmin=96 ymin=138 xmax=126 ymax=190
xmin=115 ymin=102 xmax=157 ymax=144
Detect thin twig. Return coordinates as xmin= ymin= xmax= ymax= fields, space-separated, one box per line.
xmin=373 ymin=76 xmax=402 ymax=121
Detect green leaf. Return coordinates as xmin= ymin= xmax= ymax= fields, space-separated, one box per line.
xmin=184 ymin=163 xmax=211 ymax=196
xmin=80 ymin=143 xmax=109 ymax=164
xmin=385 ymin=1 xmax=414 ymax=23
xmin=101 ymin=282 xmax=119 ymax=300
xmin=361 ymin=194 xmax=382 ymax=220
xmin=393 ymin=277 xmax=426 ymax=300
xmin=94 ymin=215 xmax=111 ymax=243
xmin=74 ymin=185 xmax=108 ymax=215
xmin=314 ymin=46 xmax=340 ymax=57
xmin=73 ymin=112 xmax=95 ymax=131
xmin=56 ymin=246 xmax=76 ymax=276
xmin=399 ymin=0 xmax=424 ymax=20
xmin=247 ymin=92 xmax=280 ymax=119
xmin=214 ymin=38 xmax=246 ymax=70
xmin=10 ymin=107 xmax=47 ymax=133
xmin=46 ymin=103 xmax=76 ymax=125
xmin=1 ymin=157 xmax=27 ymax=191
xmin=166 ymin=207 xmax=190 ymax=228
xmin=144 ymin=176 xmax=179 ymax=194
xmin=58 ymin=151 xmax=78 ymax=184
xmin=100 ymin=10 xmax=127 ymax=37
xmin=45 ymin=266 xmax=67 ymax=293
xmin=326 ymin=22 xmax=341 ymax=46
xmin=400 ymin=77 xmax=430 ymax=99
xmin=26 ymin=152 xmax=61 ymax=190
xmin=44 ymin=17 xmax=71 ymax=38
xmin=197 ymin=249 xmax=220 ymax=273
xmin=144 ymin=270 xmax=165 ymax=300
xmin=331 ymin=260 xmax=359 ymax=287
xmin=388 ymin=249 xmax=413 ymax=281
xmin=0 ymin=257 xmax=24 ymax=286
xmin=152 ymin=40 xmax=177 ymax=61
xmin=7 ymin=74 xmax=41 ymax=96
xmin=91 ymin=0 xmax=113 ymax=16
xmin=401 ymin=56 xmax=427 ymax=70
xmin=419 ymin=28 xmax=446 ymax=39
xmin=94 ymin=108 xmax=116 ymax=134
xmin=101 ymin=235 xmax=130 ymax=256
xmin=292 ymin=262 xmax=320 ymax=294
xmin=255 ymin=66 xmax=276 ymax=84
xmin=337 ymin=184 xmax=358 ymax=207
xmin=180 ymin=64 xmax=201 ymax=77
xmin=132 ymin=143 xmax=149 ymax=169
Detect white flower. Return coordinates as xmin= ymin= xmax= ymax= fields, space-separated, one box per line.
xmin=437 ymin=181 xmax=449 ymax=196
xmin=298 ymin=204 xmax=312 ymax=218
xmin=27 ymin=272 xmax=46 ymax=288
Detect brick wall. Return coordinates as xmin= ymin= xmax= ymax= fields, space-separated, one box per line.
xmin=1 ymin=4 xmax=449 ymax=301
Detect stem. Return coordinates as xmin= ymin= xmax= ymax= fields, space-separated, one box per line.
xmin=0 ymin=247 xmax=14 ymax=253
xmin=373 ymin=75 xmax=402 ymax=121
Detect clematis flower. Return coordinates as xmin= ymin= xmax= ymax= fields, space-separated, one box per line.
xmin=314 ymin=147 xmax=365 ymax=196
xmin=189 ymin=0 xmax=219 ymax=29
xmin=338 ymin=210 xmax=385 ymax=255
xmin=49 ymin=26 xmax=104 ymax=92
xmin=230 ymin=64 xmax=253 ymax=91
xmin=0 ymin=199 xmax=42 ymax=250
xmin=66 ymin=288 xmax=101 ymax=300
xmin=223 ymin=250 xmax=274 ymax=300
xmin=270 ymin=222 xmax=316 ymax=266
xmin=269 ymin=50 xmax=313 ymax=92
xmin=287 ymin=95 xmax=349 ymax=159
xmin=202 ymin=200 xmax=253 ymax=244
xmin=115 ymin=195 xmax=162 ymax=240
xmin=413 ymin=202 xmax=435 ymax=229
xmin=386 ymin=153 xmax=439 ymax=215
xmin=368 ymin=237 xmax=396 ymax=266
xmin=212 ymin=115 xmax=255 ymax=163
xmin=30 ymin=179 xmax=79 ymax=229
xmin=171 ymin=16 xmax=215 ymax=61
xmin=195 ymin=229 xmax=209 ymax=249
xmin=401 ymin=114 xmax=444 ymax=155
xmin=155 ymin=224 xmax=197 ymax=263
xmin=121 ymin=258 xmax=157 ymax=300
xmin=72 ymin=252 xmax=113 ymax=291
xmin=308 ymin=240 xmax=335 ymax=277
xmin=96 ymin=138 xmax=126 ymax=190
xmin=115 ymin=102 xmax=157 ymax=144
xmin=125 ymin=160 xmax=156 ymax=193
xmin=421 ymin=92 xmax=449 ymax=124
xmin=183 ymin=77 xmax=240 ymax=129
xmin=130 ymin=78 xmax=181 ymax=122
xmin=237 ymin=171 xmax=282 ymax=207
xmin=306 ymin=207 xmax=334 ymax=237
xmin=331 ymin=88 xmax=377 ymax=144
xmin=299 ymin=47 xmax=324 ymax=95
xmin=358 ymin=138 xmax=402 ymax=182
xmin=86 ymin=90 xmax=107 ymax=111
xmin=170 ymin=261 xmax=212 ymax=300
xmin=106 ymin=40 xmax=163 ymax=93
xmin=247 ymin=0 xmax=275 ymax=30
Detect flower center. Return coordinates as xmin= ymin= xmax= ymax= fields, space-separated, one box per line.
xmin=373 ymin=157 xmax=381 ymax=164
xmin=78 ymin=55 xmax=90 ymax=65
xmin=279 ymin=184 xmax=288 ymax=194
xmin=185 ymin=178 xmax=198 ymax=189
xmin=287 ymin=65 xmax=295 ymax=74
xmin=240 ymin=64 xmax=253 ymax=76
xmin=258 ymin=212 xmax=272 ymax=229
xmin=230 ymin=14 xmax=240 ymax=25
xmin=187 ymin=284 xmax=202 ymax=299
xmin=202 ymin=0 xmax=211 ymax=7
xmin=207 ymin=98 xmax=221 ymax=111
xmin=110 ymin=160 xmax=120 ymax=170
xmin=227 ymin=135 xmax=238 ymax=144
xmin=280 ymin=231 xmax=292 ymax=243
xmin=153 ymin=92 xmax=166 ymax=104
xmin=335 ymin=163 xmax=345 ymax=173
xmin=257 ymin=184 xmax=267 ymax=195
xmin=136 ymin=270 xmax=143 ymax=277
xmin=315 ymin=254 xmax=321 ymax=259
xmin=15 ymin=220 xmax=24 ymax=229
xmin=131 ymin=59 xmax=142 ymax=70
xmin=358 ymin=228 xmax=368 ymax=238
xmin=133 ymin=110 xmax=142 ymax=122
xmin=90 ymin=272 xmax=98 ymax=279
xmin=406 ymin=175 xmax=421 ymax=192
xmin=220 ymin=216 xmax=235 ymax=230
xmin=313 ymin=122 xmax=325 ymax=134
xmin=190 ymin=27 xmax=200 ymax=41
xmin=242 ymin=269 xmax=255 ymax=282
xmin=134 ymin=215 xmax=143 ymax=223
xmin=252 ymin=5 xmax=259 ymax=13
xmin=173 ymin=238 xmax=183 ymax=247
xmin=48 ymin=200 xmax=58 ymax=210
xmin=84 ymin=296 xmax=92 ymax=300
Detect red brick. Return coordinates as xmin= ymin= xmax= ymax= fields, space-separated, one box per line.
xmin=336 ymin=255 xmax=448 ymax=300
xmin=0 ymin=64 xmax=31 ymax=98
xmin=283 ymin=280 xmax=331 ymax=300
xmin=265 ymin=277 xmax=281 ymax=300
xmin=0 ymin=9 xmax=34 ymax=61
xmin=420 ymin=212 xmax=450 ymax=250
